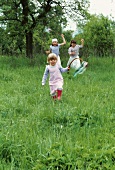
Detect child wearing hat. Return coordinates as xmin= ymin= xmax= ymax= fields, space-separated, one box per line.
xmin=42 ymin=53 xmax=70 ymax=100
xmin=46 ymin=34 xmax=66 ymax=66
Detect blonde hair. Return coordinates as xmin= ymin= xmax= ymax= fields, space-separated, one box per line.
xmin=47 ymin=53 xmax=57 ymax=62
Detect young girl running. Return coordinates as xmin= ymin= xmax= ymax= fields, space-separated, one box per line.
xmin=46 ymin=34 xmax=66 ymax=66
xmin=67 ymin=39 xmax=84 ymax=70
xmin=42 ymin=53 xmax=69 ymax=100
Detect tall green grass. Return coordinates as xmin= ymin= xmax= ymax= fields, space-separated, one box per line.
xmin=0 ymin=56 xmax=115 ymax=169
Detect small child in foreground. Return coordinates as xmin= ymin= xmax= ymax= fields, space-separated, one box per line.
xmin=42 ymin=53 xmax=70 ymax=100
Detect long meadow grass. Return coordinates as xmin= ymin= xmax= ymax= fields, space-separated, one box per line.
xmin=0 ymin=55 xmax=115 ymax=170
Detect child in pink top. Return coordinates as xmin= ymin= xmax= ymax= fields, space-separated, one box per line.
xmin=42 ymin=53 xmax=69 ymax=100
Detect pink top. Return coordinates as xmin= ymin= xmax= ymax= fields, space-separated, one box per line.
xmin=42 ymin=64 xmax=68 ymax=85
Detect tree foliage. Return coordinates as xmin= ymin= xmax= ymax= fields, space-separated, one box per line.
xmin=0 ymin=0 xmax=89 ymax=57
xmin=81 ymin=15 xmax=115 ymax=57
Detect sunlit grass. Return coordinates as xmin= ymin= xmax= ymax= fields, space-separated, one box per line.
xmin=0 ymin=56 xmax=115 ymax=169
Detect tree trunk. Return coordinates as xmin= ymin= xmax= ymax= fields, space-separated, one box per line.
xmin=21 ymin=0 xmax=33 ymax=58
xmin=26 ymin=31 xmax=33 ymax=58
xmin=20 ymin=0 xmax=52 ymax=58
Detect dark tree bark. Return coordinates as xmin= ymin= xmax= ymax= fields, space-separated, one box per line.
xmin=20 ymin=0 xmax=52 ymax=58
xmin=26 ymin=31 xmax=33 ymax=58
xmin=20 ymin=0 xmax=34 ymax=58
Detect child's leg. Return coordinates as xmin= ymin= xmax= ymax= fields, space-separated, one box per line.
xmin=50 ymin=85 xmax=57 ymax=100
xmin=57 ymin=89 xmax=62 ymax=100
xmin=52 ymin=93 xmax=57 ymax=100
xmin=56 ymin=81 xmax=63 ymax=100
xmin=75 ymin=59 xmax=81 ymax=70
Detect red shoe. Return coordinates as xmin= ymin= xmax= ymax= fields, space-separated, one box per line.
xmin=52 ymin=95 xmax=57 ymax=100
xmin=57 ymin=90 xmax=62 ymax=100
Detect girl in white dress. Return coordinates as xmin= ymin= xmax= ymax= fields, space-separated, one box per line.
xmin=67 ymin=39 xmax=84 ymax=70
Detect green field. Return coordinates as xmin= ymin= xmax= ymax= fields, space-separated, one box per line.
xmin=0 ymin=56 xmax=115 ymax=170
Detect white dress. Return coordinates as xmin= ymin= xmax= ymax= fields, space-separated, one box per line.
xmin=50 ymin=44 xmax=61 ymax=66
xmin=67 ymin=45 xmax=83 ymax=70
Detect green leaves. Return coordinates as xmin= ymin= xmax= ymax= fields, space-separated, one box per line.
xmin=82 ymin=15 xmax=115 ymax=57
xmin=0 ymin=0 xmax=90 ymax=57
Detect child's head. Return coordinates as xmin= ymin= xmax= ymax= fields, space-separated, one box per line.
xmin=52 ymin=38 xmax=58 ymax=46
xmin=70 ymin=40 xmax=76 ymax=47
xmin=47 ymin=53 xmax=57 ymax=66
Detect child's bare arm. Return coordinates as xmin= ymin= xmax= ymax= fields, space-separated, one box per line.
xmin=60 ymin=34 xmax=66 ymax=45
xmin=81 ymin=39 xmax=84 ymax=46
xmin=45 ymin=50 xmax=51 ymax=54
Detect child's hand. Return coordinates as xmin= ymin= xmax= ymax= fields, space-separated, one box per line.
xmin=68 ymin=66 xmax=70 ymax=71
xmin=81 ymin=39 xmax=84 ymax=42
xmin=71 ymin=51 xmax=76 ymax=55
xmin=61 ymin=34 xmax=64 ymax=38
xmin=46 ymin=50 xmax=50 ymax=55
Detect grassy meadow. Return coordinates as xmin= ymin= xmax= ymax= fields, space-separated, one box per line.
xmin=0 ymin=55 xmax=115 ymax=170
